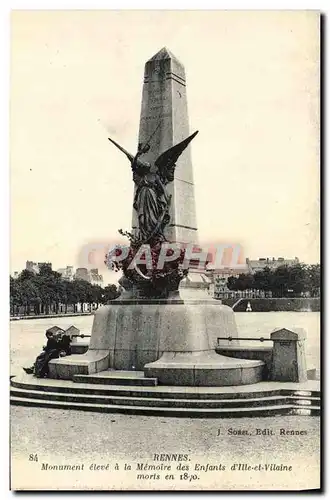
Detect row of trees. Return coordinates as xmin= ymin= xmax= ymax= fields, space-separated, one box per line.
xmin=10 ymin=264 xmax=120 ymax=316
xmin=227 ymin=264 xmax=320 ymax=298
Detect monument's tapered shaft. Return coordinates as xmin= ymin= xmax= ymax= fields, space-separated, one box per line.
xmin=132 ymin=47 xmax=198 ymax=244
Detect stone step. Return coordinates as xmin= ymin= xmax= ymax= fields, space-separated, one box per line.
xmin=72 ymin=371 xmax=158 ymax=387
xmin=10 ymin=377 xmax=321 ymax=401
xmin=11 ymin=387 xmax=315 ymax=410
xmin=10 ymin=395 xmax=320 ymax=418
xmin=286 ymin=396 xmax=321 ymax=405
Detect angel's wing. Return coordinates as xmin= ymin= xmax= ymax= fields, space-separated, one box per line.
xmin=155 ymin=131 xmax=199 ymax=178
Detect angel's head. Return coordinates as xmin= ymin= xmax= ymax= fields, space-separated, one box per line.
xmin=137 ymin=161 xmax=152 ymax=175
xmin=167 ymin=163 xmax=175 ymax=182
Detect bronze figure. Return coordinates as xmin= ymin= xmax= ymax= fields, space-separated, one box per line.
xmin=108 ymin=131 xmax=198 ymax=245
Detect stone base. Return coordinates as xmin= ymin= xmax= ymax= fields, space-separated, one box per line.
xmin=144 ymin=351 xmax=264 ymax=386
xmin=78 ymin=298 xmax=238 ymax=372
xmin=49 ymin=350 xmax=109 ymax=380
xmin=47 ymin=298 xmax=264 ymax=387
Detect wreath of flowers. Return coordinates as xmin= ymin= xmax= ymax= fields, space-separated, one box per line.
xmin=105 ymin=233 xmax=188 ymax=296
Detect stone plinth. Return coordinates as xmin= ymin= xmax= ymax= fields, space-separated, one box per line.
xmin=144 ymin=352 xmax=264 ymax=387
xmin=91 ymin=299 xmax=239 ymax=370
xmin=64 ymin=325 xmax=80 ymax=340
xmin=49 ymin=350 xmax=109 ymax=380
xmin=270 ymin=327 xmax=307 ymax=382
xmin=49 ymin=298 xmax=264 ymax=386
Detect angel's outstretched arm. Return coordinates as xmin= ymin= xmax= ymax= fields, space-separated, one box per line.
xmin=108 ymin=137 xmax=135 ymax=164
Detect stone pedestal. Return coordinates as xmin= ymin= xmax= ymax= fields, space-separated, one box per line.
xmin=84 ymin=298 xmax=238 ymax=371
xmin=270 ymin=327 xmax=308 ymax=382
xmin=49 ymin=298 xmax=264 ymax=386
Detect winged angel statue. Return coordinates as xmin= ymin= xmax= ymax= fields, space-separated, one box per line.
xmin=108 ymin=131 xmax=198 ymax=245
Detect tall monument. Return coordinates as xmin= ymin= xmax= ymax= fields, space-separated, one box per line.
xmin=133 ymin=47 xmax=198 ymax=244
xmin=48 ymin=48 xmax=264 ymax=387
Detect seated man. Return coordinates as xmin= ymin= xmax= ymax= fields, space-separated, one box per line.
xmin=23 ymin=330 xmax=66 ymax=378
xmin=58 ymin=334 xmax=72 ymax=356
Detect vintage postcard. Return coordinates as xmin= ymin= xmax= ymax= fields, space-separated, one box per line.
xmin=10 ymin=10 xmax=320 ymax=491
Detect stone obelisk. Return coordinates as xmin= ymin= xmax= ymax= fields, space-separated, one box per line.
xmin=132 ymin=47 xmax=198 ymax=244
xmin=49 ymin=48 xmax=264 ymax=386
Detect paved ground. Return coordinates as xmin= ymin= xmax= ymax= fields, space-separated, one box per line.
xmin=11 ymin=404 xmax=320 ymax=490
xmin=10 ymin=315 xmax=321 ymax=491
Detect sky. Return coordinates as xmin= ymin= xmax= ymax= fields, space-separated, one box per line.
xmin=10 ymin=10 xmax=320 ymax=283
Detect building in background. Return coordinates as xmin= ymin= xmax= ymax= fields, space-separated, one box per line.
xmin=90 ymin=268 xmax=103 ymax=286
xmin=246 ymin=256 xmax=299 ymax=274
xmin=209 ymin=257 xmax=300 ymax=300
xmin=207 ymin=267 xmax=243 ymax=300
xmin=25 ymin=261 xmax=39 ymax=273
xmin=26 ymin=261 xmax=52 ymax=274
xmin=57 ymin=266 xmax=74 ymax=281
xmin=74 ymin=268 xmax=91 ymax=282
xmin=56 ymin=266 xmax=103 ymax=285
